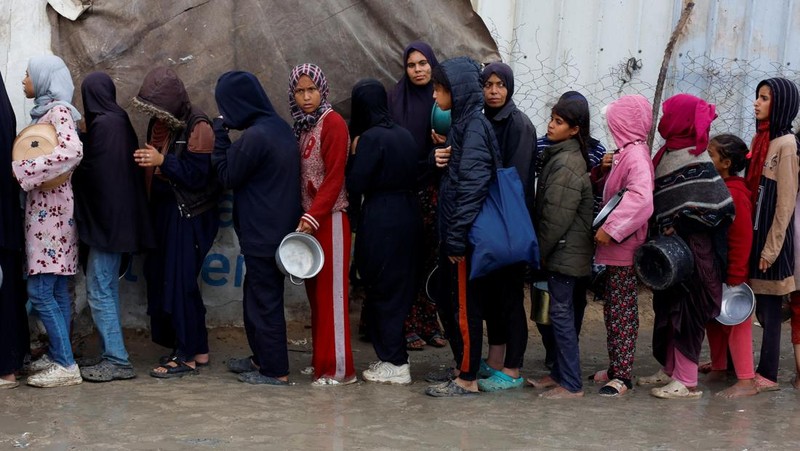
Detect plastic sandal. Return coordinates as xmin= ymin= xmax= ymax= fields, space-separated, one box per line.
xmin=637 ymin=369 xmax=673 ymax=386
xmin=477 ymin=372 xmax=524 ymax=392
xmin=650 ymin=380 xmax=702 ymax=399
xmin=477 ymin=360 xmax=500 ymax=379
xmin=599 ymin=378 xmax=628 ymax=397
xmin=754 ymin=373 xmax=779 ymax=392
xmin=149 ymin=357 xmax=198 ymax=379
xmin=406 ymin=334 xmax=426 ymax=351
xmin=425 ymin=379 xmax=479 ymax=397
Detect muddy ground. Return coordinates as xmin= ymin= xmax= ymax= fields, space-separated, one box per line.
xmin=2 ymin=288 xmax=800 ymax=450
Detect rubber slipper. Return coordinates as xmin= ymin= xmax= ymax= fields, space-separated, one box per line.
xmin=406 ymin=335 xmax=426 ymax=351
xmin=599 ymin=378 xmax=628 ymax=397
xmin=637 ymin=369 xmax=673 ymax=386
xmin=149 ymin=357 xmax=198 ymax=379
xmin=650 ymin=380 xmax=702 ymax=399
xmin=425 ymin=379 xmax=479 ymax=397
xmin=754 ymin=373 xmax=779 ymax=392
xmin=478 ymin=372 xmax=524 ymax=392
xmin=427 ymin=334 xmax=447 ymax=348
xmin=477 ymin=360 xmax=500 ymax=379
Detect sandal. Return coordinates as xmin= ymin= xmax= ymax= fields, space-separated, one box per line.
xmin=599 ymin=378 xmax=628 ymax=397
xmin=478 ymin=372 xmax=524 ymax=392
xmin=650 ymin=380 xmax=702 ymax=399
xmin=425 ymin=379 xmax=479 ymax=397
xmin=589 ymin=369 xmax=610 ymax=384
xmin=160 ymin=353 xmax=209 ymax=368
xmin=637 ymin=369 xmax=673 ymax=386
xmin=406 ymin=334 xmax=426 ymax=350
xmin=754 ymin=373 xmax=779 ymax=392
xmin=697 ymin=361 xmax=713 ymax=374
xmin=427 ymin=334 xmax=447 ymax=348
xmin=477 ymin=360 xmax=499 ymax=379
xmin=149 ymin=357 xmax=198 ymax=379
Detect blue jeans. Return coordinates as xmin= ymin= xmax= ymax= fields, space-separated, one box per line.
xmin=547 ymin=272 xmax=583 ymax=392
xmin=27 ymin=274 xmax=74 ymax=367
xmin=86 ymin=249 xmax=129 ymax=366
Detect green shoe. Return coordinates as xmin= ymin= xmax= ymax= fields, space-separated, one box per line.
xmin=478 ymin=371 xmax=524 ymax=392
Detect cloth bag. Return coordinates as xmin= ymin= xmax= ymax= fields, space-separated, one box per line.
xmin=468 ymin=141 xmax=539 ymax=279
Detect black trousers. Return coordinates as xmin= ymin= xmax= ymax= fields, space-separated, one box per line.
xmin=0 ymin=251 xmax=28 ymax=375
xmin=755 ymin=294 xmax=784 ymax=382
xmin=537 ymin=276 xmax=589 ymax=365
xmin=435 ymin=254 xmax=483 ymax=381
xmin=243 ymin=255 xmax=289 ymax=378
xmin=478 ymin=263 xmax=527 ymax=369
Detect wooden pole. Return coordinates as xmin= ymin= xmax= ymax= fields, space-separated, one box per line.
xmin=648 ymin=1 xmax=695 ymax=148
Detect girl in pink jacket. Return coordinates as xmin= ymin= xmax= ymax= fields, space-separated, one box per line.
xmin=590 ymin=95 xmax=655 ymax=396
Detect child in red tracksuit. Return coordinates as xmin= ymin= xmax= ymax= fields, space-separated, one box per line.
xmin=704 ymin=134 xmax=757 ymax=398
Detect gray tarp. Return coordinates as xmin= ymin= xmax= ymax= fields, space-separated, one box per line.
xmin=50 ymin=0 xmax=499 ymax=129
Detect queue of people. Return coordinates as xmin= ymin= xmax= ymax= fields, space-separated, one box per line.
xmin=1 ymin=46 xmax=799 ymax=403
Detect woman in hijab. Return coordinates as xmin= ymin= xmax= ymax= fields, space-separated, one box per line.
xmin=73 ymin=72 xmax=154 ymax=382
xmin=0 ymin=72 xmax=28 ymax=389
xmin=289 ymin=63 xmax=355 ymax=386
xmin=347 ymin=79 xmax=422 ymax=385
xmin=387 ymin=42 xmax=447 ymax=351
xmin=639 ymin=94 xmax=734 ymax=399
xmin=475 ymin=62 xmax=536 ymax=391
xmin=746 ymin=78 xmax=799 ymax=391
xmin=12 ymin=55 xmax=84 ymax=388
xmin=212 ymin=71 xmax=302 ymax=385
xmin=131 ymin=67 xmax=220 ymax=378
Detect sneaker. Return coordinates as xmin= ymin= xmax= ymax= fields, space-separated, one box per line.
xmin=27 ymin=363 xmax=82 ymax=388
xmin=477 ymin=371 xmax=524 ymax=392
xmin=311 ymin=376 xmax=358 ymax=387
xmin=362 ymin=361 xmax=412 ymax=385
xmin=754 ymin=373 xmax=780 ymax=392
xmin=237 ymin=371 xmax=289 ymax=386
xmin=27 ymin=354 xmax=55 ymax=374
xmin=80 ymin=359 xmax=136 ymax=382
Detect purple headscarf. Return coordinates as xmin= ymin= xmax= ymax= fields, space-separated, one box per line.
xmin=288 ymin=63 xmax=332 ymax=139
xmin=387 ymin=41 xmax=439 ymax=154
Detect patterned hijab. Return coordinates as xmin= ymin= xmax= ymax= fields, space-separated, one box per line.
xmin=27 ymin=55 xmax=81 ymax=123
xmin=288 ymin=63 xmax=332 ymax=139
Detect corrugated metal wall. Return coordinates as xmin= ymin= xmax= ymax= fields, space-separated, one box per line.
xmin=472 ymin=0 xmax=800 ymax=147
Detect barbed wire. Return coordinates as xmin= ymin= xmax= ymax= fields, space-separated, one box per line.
xmin=489 ymin=23 xmax=800 ymax=149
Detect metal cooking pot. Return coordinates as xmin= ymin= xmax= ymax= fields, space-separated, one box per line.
xmin=275 ymin=232 xmax=325 ymax=285
xmin=634 ymin=234 xmax=694 ymax=290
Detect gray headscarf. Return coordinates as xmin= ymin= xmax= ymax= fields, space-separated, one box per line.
xmin=28 ymin=55 xmax=81 ymax=123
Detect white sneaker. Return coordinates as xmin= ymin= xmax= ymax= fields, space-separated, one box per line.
xmin=27 ymin=363 xmax=83 ymax=388
xmin=362 ymin=361 xmax=411 ymax=385
xmin=27 ymin=354 xmax=55 ymax=374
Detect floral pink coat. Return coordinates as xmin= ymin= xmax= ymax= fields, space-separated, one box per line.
xmin=11 ymin=106 xmax=83 ymax=275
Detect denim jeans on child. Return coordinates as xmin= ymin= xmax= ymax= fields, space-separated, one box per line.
xmin=27 ymin=273 xmax=74 ymax=367
xmin=86 ymin=248 xmax=130 ymax=366
xmin=547 ymin=272 xmax=583 ymax=393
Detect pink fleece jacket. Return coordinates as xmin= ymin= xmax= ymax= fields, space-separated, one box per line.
xmin=595 ymin=95 xmax=655 ymax=266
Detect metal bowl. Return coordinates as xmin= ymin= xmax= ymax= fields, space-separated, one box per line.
xmin=275 ymin=232 xmax=325 ymax=285
xmin=716 ymin=283 xmax=755 ymax=326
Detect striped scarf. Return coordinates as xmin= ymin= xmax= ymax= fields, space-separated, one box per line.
xmin=288 ymin=63 xmax=332 ymax=140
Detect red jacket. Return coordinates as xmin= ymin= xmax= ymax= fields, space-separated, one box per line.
xmin=725 ymin=176 xmax=754 ymax=285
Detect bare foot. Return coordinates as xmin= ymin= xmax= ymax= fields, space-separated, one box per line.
xmin=716 ymin=379 xmax=758 ymax=398
xmin=527 ymin=375 xmax=557 ymax=389
xmin=705 ymin=370 xmax=727 ymax=383
xmin=539 ymin=386 xmax=584 ymax=399
xmin=697 ymin=361 xmax=713 ymax=374
xmin=793 ymin=374 xmax=800 ymax=390
xmin=454 ymin=378 xmax=479 ymax=393
xmin=1 ymin=374 xmax=15 ymax=382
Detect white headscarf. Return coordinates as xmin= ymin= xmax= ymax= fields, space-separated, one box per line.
xmin=28 ymin=55 xmax=81 ymax=123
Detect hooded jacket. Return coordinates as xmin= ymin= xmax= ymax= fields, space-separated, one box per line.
xmin=594 ymin=95 xmax=655 ymax=266
xmin=437 ymin=57 xmax=498 ymax=256
xmin=74 ymin=72 xmax=154 ymax=253
xmin=534 ymin=139 xmax=593 ymax=277
xmin=211 ymin=71 xmax=301 ymax=257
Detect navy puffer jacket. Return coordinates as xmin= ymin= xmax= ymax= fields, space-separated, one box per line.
xmin=437 ymin=57 xmax=499 ymax=256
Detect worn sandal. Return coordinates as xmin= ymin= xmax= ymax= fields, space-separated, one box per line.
xmin=149 ymin=357 xmax=198 ymax=379
xmin=637 ymin=369 xmax=673 ymax=386
xmin=425 ymin=379 xmax=479 ymax=397
xmin=697 ymin=361 xmax=713 ymax=374
xmin=427 ymin=334 xmax=447 ymax=348
xmin=406 ymin=335 xmax=426 ymax=351
xmin=589 ymin=369 xmax=610 ymax=384
xmin=599 ymin=378 xmax=628 ymax=397
xmin=477 ymin=360 xmax=500 ymax=379
xmin=650 ymin=380 xmax=702 ymax=399
xmin=754 ymin=373 xmax=780 ymax=392
xmin=478 ymin=372 xmax=524 ymax=392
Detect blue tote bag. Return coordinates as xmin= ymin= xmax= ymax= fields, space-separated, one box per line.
xmin=468 ymin=157 xmax=539 ymax=280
